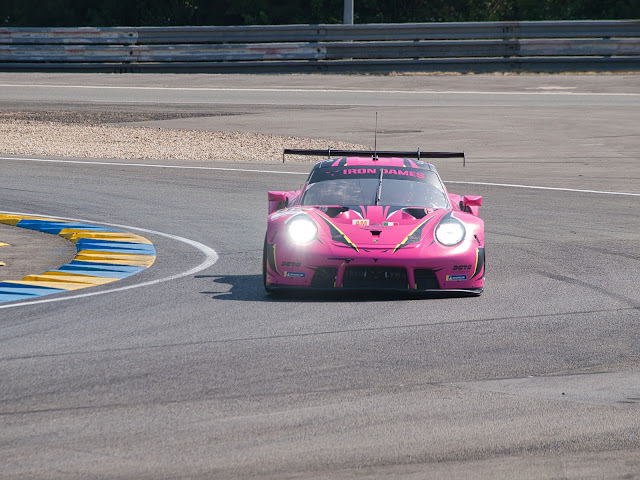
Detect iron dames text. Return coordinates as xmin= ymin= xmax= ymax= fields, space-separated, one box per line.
xmin=343 ymin=168 xmax=425 ymax=178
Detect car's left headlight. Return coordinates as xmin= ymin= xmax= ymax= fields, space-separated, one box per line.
xmin=435 ymin=217 xmax=466 ymax=246
xmin=287 ymin=216 xmax=318 ymax=244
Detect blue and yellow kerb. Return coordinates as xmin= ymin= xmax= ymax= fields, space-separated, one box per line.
xmin=0 ymin=214 xmax=156 ymax=303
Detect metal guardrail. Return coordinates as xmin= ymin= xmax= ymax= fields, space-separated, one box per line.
xmin=0 ymin=20 xmax=638 ymax=73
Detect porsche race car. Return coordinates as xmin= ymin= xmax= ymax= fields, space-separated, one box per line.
xmin=263 ymin=149 xmax=484 ymax=295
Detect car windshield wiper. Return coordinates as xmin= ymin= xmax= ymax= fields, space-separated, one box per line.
xmin=375 ymin=168 xmax=384 ymax=206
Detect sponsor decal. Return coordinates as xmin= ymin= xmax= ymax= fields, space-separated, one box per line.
xmin=342 ymin=168 xmax=425 ymax=178
xmin=446 ymin=274 xmax=467 ymax=281
xmin=285 ymin=271 xmax=306 ymax=278
xmin=309 ymin=166 xmax=434 ymax=185
xmin=281 ymin=261 xmax=301 ymax=267
xmin=453 ymin=265 xmax=472 ymax=271
xmin=382 ymin=221 xmax=399 ymax=227
xmin=353 ymin=219 xmax=370 ymax=226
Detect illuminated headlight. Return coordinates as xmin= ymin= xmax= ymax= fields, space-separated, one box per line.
xmin=287 ymin=216 xmax=317 ymax=244
xmin=435 ymin=217 xmax=466 ymax=246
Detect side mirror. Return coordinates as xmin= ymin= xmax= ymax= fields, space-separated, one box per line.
xmin=268 ymin=191 xmax=288 ymax=215
xmin=462 ymin=195 xmax=482 ymax=207
xmin=460 ymin=195 xmax=482 ymax=216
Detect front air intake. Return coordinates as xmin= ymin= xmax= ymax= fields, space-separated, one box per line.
xmin=414 ymin=269 xmax=440 ymax=290
xmin=342 ymin=267 xmax=408 ymax=289
xmin=310 ymin=267 xmax=338 ymax=288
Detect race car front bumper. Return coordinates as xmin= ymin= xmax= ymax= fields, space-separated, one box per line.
xmin=265 ymin=240 xmax=484 ymax=293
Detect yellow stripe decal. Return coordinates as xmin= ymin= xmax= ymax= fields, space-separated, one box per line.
xmin=474 ymin=248 xmax=479 ymax=274
xmin=319 ymin=215 xmax=359 ymax=253
xmin=393 ymin=217 xmax=433 ymax=254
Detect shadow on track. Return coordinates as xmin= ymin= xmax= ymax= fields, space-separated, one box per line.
xmin=197 ymin=274 xmax=479 ymax=303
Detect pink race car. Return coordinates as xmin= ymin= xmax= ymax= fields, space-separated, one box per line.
xmin=264 ymin=149 xmax=484 ymax=295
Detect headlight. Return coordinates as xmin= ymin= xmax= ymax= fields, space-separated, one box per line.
xmin=435 ymin=217 xmax=466 ymax=246
xmin=287 ymin=216 xmax=317 ymax=244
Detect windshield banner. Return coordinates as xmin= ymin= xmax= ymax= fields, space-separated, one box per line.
xmin=310 ymin=167 xmax=426 ymax=183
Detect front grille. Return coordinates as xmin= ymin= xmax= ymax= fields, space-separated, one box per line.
xmin=414 ymin=269 xmax=440 ymax=290
xmin=342 ymin=267 xmax=408 ymax=289
xmin=310 ymin=267 xmax=338 ymax=288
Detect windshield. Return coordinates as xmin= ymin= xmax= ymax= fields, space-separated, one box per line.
xmin=301 ymin=166 xmax=449 ymax=208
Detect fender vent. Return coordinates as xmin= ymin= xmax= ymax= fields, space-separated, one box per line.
xmin=403 ymin=208 xmax=428 ymax=219
xmin=322 ymin=207 xmax=349 ymax=218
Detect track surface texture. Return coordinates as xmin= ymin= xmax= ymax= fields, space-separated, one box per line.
xmin=0 ymin=73 xmax=639 ymax=479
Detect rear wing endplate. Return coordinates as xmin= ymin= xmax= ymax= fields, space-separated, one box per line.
xmin=283 ymin=148 xmax=466 ymax=166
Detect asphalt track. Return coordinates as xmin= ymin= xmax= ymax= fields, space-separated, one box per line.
xmin=0 ymin=73 xmax=639 ymax=479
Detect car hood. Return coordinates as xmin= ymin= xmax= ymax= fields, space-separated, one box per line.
xmin=310 ymin=205 xmax=448 ymax=249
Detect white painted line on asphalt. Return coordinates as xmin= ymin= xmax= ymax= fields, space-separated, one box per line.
xmin=528 ymin=86 xmax=576 ymax=90
xmin=0 ymin=156 xmax=307 ymax=176
xmin=3 ymin=156 xmax=639 ymax=198
xmin=0 ymin=211 xmax=219 ymax=310
xmin=0 ymin=83 xmax=638 ymax=97
xmin=445 ymin=181 xmax=640 ymax=197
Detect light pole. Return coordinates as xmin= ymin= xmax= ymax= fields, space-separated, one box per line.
xmin=344 ymin=0 xmax=353 ymax=25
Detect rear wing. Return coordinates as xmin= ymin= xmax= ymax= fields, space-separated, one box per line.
xmin=282 ymin=148 xmax=466 ymax=166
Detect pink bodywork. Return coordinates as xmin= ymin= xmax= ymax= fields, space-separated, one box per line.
xmin=264 ymin=157 xmax=485 ymax=293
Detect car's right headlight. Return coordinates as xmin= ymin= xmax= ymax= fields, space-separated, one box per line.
xmin=435 ymin=217 xmax=466 ymax=246
xmin=287 ymin=216 xmax=317 ymax=245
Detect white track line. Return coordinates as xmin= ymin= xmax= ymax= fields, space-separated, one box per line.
xmin=0 ymin=211 xmax=219 ymax=310
xmin=2 ymin=156 xmax=639 ymax=197
xmin=0 ymin=156 xmax=305 ymax=175
xmin=446 ymin=180 xmax=640 ymax=197
xmin=0 ymin=83 xmax=638 ymax=97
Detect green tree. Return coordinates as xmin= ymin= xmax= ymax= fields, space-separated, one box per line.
xmin=2 ymin=0 xmax=639 ymax=26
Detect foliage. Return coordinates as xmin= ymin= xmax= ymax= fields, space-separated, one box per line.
xmin=2 ymin=0 xmax=639 ymax=26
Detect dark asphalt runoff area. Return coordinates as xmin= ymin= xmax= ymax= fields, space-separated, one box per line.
xmin=0 ymin=73 xmax=639 ymax=479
